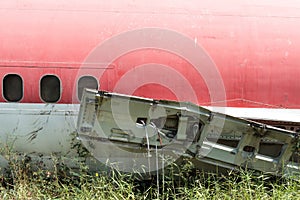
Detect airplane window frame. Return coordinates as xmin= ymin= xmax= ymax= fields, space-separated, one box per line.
xmin=2 ymin=73 xmax=24 ymax=102
xmin=77 ymin=75 xmax=99 ymax=101
xmin=40 ymin=74 xmax=61 ymax=103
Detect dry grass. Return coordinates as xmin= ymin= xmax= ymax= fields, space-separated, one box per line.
xmin=0 ymin=156 xmax=299 ymax=200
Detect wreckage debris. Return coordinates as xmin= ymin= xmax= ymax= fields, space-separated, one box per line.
xmin=77 ymin=89 xmax=299 ymax=178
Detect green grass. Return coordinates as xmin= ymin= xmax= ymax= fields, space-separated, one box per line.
xmin=0 ymin=158 xmax=299 ymax=200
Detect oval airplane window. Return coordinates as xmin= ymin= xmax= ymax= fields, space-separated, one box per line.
xmin=40 ymin=75 xmax=61 ymax=103
xmin=3 ymin=74 xmax=23 ymax=102
xmin=77 ymin=76 xmax=98 ymax=101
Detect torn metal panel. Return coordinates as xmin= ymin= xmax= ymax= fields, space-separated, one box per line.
xmin=77 ymin=89 xmax=299 ymax=177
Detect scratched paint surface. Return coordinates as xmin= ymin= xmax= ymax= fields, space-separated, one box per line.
xmin=0 ymin=103 xmax=78 ymax=154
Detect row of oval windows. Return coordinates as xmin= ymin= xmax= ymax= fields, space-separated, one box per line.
xmin=3 ymin=74 xmax=98 ymax=103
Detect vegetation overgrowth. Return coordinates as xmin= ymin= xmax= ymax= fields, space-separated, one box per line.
xmin=0 ymin=155 xmax=299 ymax=200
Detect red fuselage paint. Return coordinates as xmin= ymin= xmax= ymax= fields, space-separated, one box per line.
xmin=0 ymin=0 xmax=299 ymax=108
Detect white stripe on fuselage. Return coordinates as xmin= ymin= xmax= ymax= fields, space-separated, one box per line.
xmin=204 ymin=106 xmax=300 ymax=123
xmin=0 ymin=102 xmax=298 ymax=156
xmin=0 ymin=103 xmax=79 ymax=154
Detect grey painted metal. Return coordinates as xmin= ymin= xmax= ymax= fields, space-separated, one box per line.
xmin=0 ymin=103 xmax=106 ymax=173
xmin=77 ymin=89 xmax=299 ymax=177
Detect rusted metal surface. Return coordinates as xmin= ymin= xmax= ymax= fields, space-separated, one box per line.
xmin=77 ymin=89 xmax=299 ymax=177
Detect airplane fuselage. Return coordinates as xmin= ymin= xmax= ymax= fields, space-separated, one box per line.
xmin=0 ymin=0 xmax=299 ymax=169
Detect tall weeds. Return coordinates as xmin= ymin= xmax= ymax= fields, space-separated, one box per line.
xmin=0 ymin=153 xmax=299 ymax=199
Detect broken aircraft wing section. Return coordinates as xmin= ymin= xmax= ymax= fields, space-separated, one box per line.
xmin=77 ymin=89 xmax=299 ymax=177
